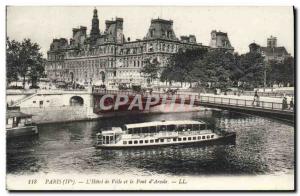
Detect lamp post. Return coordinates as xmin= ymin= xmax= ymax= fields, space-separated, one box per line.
xmin=262 ymin=53 xmax=267 ymax=92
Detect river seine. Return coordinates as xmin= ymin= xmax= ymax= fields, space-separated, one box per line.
xmin=7 ymin=109 xmax=294 ymax=176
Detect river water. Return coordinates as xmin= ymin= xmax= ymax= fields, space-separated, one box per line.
xmin=7 ymin=110 xmax=294 ymax=177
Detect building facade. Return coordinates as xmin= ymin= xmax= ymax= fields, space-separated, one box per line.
xmin=249 ymin=36 xmax=291 ymax=62
xmin=45 ymin=9 xmax=233 ymax=87
xmin=209 ymin=30 xmax=234 ymax=53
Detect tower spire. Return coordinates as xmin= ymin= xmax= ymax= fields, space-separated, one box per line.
xmin=90 ymin=8 xmax=100 ymax=45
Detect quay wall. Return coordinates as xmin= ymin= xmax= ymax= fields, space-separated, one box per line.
xmin=7 ymin=90 xmax=93 ymax=108
xmin=20 ymin=106 xmax=99 ymax=124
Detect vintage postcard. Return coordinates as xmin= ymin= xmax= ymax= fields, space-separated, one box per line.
xmin=5 ymin=6 xmax=295 ymax=191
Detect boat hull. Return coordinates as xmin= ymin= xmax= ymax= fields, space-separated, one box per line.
xmin=6 ymin=125 xmax=38 ymax=138
xmin=95 ymin=132 xmax=236 ymax=149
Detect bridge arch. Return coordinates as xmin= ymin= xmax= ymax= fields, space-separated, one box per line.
xmin=70 ymin=96 xmax=84 ymax=106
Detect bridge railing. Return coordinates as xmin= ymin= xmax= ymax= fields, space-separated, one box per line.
xmin=224 ymin=91 xmax=294 ymax=97
xmin=93 ymin=89 xmax=294 ymax=113
xmin=198 ymin=95 xmax=293 ymax=112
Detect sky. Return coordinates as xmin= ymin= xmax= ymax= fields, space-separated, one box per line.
xmin=6 ymin=6 xmax=294 ymax=57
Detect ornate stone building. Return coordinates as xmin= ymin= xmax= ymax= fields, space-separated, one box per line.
xmin=45 ymin=9 xmax=233 ymax=87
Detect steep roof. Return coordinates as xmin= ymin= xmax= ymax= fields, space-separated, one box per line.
xmin=261 ymin=46 xmax=289 ymax=56
xmin=125 ymin=120 xmax=205 ymax=129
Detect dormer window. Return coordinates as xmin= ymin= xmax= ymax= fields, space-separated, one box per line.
xmin=150 ymin=29 xmax=155 ymax=37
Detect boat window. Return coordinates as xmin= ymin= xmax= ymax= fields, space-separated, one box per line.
xmin=128 ymin=128 xmax=133 ymax=134
xmin=202 ymin=136 xmax=205 ymax=139
xmin=193 ymin=124 xmax=200 ymax=131
xmin=188 ymin=137 xmax=192 ymax=141
xmin=149 ymin=126 xmax=156 ymax=132
xmin=160 ymin=139 xmax=164 ymax=142
xmin=110 ymin=136 xmax=114 ymax=141
xmin=128 ymin=141 xmax=132 ymax=144
xmin=198 ymin=136 xmax=201 ymax=140
xmin=145 ymin=140 xmax=149 ymax=143
xmin=193 ymin=137 xmax=196 ymax=140
xmin=178 ymin=138 xmax=182 ymax=141
xmin=207 ymin=135 xmax=210 ymax=139
xmin=134 ymin=140 xmax=138 ymax=144
xmin=211 ymin=135 xmax=214 ymax=138
xmin=167 ymin=125 xmax=176 ymax=132
xmin=155 ymin=139 xmax=159 ymax=143
xmin=142 ymin=127 xmax=149 ymax=133
xmin=150 ymin=140 xmax=154 ymax=143
xmin=159 ymin=125 xmax=167 ymax=132
xmin=177 ymin=125 xmax=185 ymax=132
xmin=139 ymin=140 xmax=143 ymax=144
xmin=123 ymin=141 xmax=127 ymax=145
xmin=173 ymin=138 xmax=177 ymax=142
xmin=133 ymin=128 xmax=141 ymax=134
xmin=186 ymin=125 xmax=192 ymax=131
xmin=200 ymin=124 xmax=206 ymax=130
xmin=183 ymin=137 xmax=187 ymax=141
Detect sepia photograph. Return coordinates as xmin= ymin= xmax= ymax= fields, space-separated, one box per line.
xmin=5 ymin=5 xmax=295 ymax=191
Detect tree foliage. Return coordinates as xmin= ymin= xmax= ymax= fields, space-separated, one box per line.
xmin=6 ymin=38 xmax=45 ymax=87
xmin=140 ymin=57 xmax=160 ymax=84
xmin=268 ymin=57 xmax=294 ymax=86
xmin=161 ymin=48 xmax=208 ymax=86
xmin=239 ymin=52 xmax=265 ymax=88
xmin=6 ymin=38 xmax=20 ymax=85
xmin=160 ymin=48 xmax=270 ymax=90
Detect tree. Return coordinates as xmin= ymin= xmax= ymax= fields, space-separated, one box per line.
xmin=6 ymin=38 xmax=45 ymax=88
xmin=140 ymin=57 xmax=160 ymax=85
xmin=20 ymin=39 xmax=44 ymax=87
xmin=161 ymin=48 xmax=207 ymax=86
xmin=239 ymin=52 xmax=264 ymax=89
xmin=6 ymin=38 xmax=20 ymax=85
xmin=268 ymin=57 xmax=294 ymax=87
xmin=193 ymin=49 xmax=237 ymax=90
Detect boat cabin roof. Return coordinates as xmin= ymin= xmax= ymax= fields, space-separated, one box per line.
xmin=124 ymin=120 xmax=205 ymax=129
xmin=102 ymin=127 xmax=123 ymax=135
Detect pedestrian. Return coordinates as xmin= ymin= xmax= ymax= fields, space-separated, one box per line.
xmin=252 ymin=96 xmax=256 ymax=106
xmin=254 ymin=90 xmax=258 ymax=98
xmin=256 ymin=95 xmax=260 ymax=107
xmin=282 ymin=97 xmax=287 ymax=110
xmin=290 ymin=97 xmax=294 ymax=110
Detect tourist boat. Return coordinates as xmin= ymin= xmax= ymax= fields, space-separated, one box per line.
xmin=6 ymin=110 xmax=38 ymax=138
xmin=95 ymin=120 xmax=236 ymax=149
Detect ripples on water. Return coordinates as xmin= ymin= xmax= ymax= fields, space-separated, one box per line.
xmin=6 ymin=110 xmax=294 ymax=176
